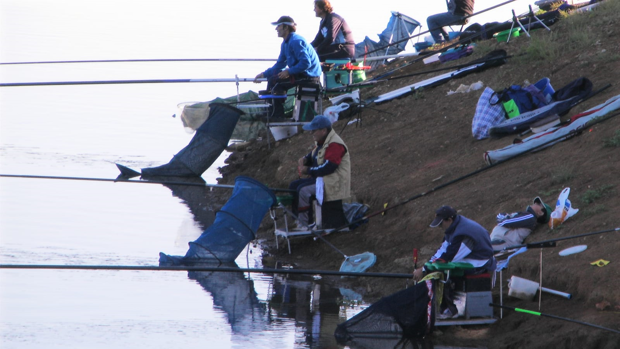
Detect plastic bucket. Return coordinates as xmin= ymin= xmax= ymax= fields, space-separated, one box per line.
xmin=508 ymin=276 xmax=539 ymax=300
xmin=494 ymin=28 xmax=520 ymax=42
xmin=533 ymin=77 xmax=555 ymax=104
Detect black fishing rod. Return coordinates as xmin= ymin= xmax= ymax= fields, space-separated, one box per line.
xmin=0 ymin=174 xmax=295 ymax=193
xmin=0 ymin=264 xmax=413 ymax=279
xmin=0 ymin=58 xmax=277 ymax=65
xmin=490 ymin=304 xmax=620 ymax=334
xmin=505 ymin=227 xmax=620 ymax=250
xmin=312 ymin=96 xmax=619 ymax=237
xmin=0 ymin=77 xmax=266 ymax=88
xmin=386 ymin=54 xmax=515 ymax=82
xmin=362 ymin=0 xmax=516 ymax=58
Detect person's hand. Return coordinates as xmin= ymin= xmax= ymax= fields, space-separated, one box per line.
xmin=277 ymin=69 xmax=290 ymax=80
xmin=300 ymin=166 xmax=309 ymax=175
xmin=297 ymin=157 xmax=306 ymax=167
xmin=254 ymin=73 xmax=264 ymax=83
xmin=413 ymin=267 xmax=424 ymax=282
xmin=496 ymin=213 xmax=507 ymax=222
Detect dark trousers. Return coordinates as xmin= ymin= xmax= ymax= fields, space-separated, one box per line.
xmin=316 ymin=44 xmax=355 ymax=62
xmin=289 ymin=177 xmax=316 ymax=217
xmin=267 ymin=74 xmax=320 ymax=118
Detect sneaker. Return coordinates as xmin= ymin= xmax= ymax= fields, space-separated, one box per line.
xmin=436 ymin=309 xmax=459 ymax=320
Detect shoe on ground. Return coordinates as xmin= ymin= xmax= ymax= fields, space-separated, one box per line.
xmin=437 ymin=309 xmax=459 ymax=320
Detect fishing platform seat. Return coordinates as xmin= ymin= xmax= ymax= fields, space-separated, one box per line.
xmin=424 ymin=262 xmax=497 ymax=325
xmin=270 ymin=195 xmax=348 ymax=254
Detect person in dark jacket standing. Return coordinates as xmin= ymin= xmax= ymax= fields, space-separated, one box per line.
xmin=490 ymin=196 xmax=552 ymax=251
xmin=426 ymin=0 xmax=475 ymax=44
xmin=254 ymin=16 xmax=322 ymax=119
xmin=311 ymin=0 xmax=355 ymax=61
xmin=413 ymin=205 xmax=495 ymax=319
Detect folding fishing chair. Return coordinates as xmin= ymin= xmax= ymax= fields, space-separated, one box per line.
xmin=506 ymin=5 xmax=552 ymax=42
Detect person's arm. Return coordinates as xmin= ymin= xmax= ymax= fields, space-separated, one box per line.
xmin=497 ymin=211 xmax=537 ymax=230
xmin=287 ymin=39 xmax=315 ymax=75
xmin=307 ymin=143 xmax=346 ymax=178
xmin=437 ymin=234 xmax=469 ymax=262
xmin=310 ymin=22 xmax=325 ymax=48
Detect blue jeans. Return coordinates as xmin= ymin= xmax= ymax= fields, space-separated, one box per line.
xmin=426 ymin=12 xmax=466 ymax=43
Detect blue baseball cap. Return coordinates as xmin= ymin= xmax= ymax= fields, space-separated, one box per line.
xmin=302 ymin=115 xmax=332 ymax=131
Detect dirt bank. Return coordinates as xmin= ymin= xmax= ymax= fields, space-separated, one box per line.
xmin=216 ymin=4 xmax=620 ymax=348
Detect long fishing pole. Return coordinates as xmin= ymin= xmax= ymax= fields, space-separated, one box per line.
xmin=0 ymin=58 xmax=277 ymax=65
xmin=0 ymin=264 xmax=413 ymax=279
xmin=490 ymin=304 xmax=620 ymax=334
xmin=312 ymin=98 xmax=620 ymax=236
xmin=505 ymin=227 xmax=620 ymax=250
xmin=0 ymin=174 xmax=295 ymax=193
xmin=0 ymin=77 xmax=266 ymax=88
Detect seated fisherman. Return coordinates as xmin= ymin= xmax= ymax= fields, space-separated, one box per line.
xmin=426 ymin=0 xmax=475 ymax=44
xmin=490 ymin=196 xmax=552 ymax=251
xmin=413 ymin=205 xmax=495 ymax=319
xmin=254 ymin=16 xmax=322 ymax=119
xmin=311 ymin=0 xmax=355 ymax=62
xmin=289 ymin=115 xmax=351 ymax=230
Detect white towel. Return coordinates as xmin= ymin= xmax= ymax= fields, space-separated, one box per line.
xmin=316 ymin=177 xmax=324 ymax=205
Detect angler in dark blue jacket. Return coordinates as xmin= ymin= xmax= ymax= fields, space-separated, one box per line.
xmin=413 ymin=205 xmax=495 ymax=319
xmin=254 ymin=16 xmax=322 ymax=119
xmin=413 ymin=205 xmax=495 ymax=281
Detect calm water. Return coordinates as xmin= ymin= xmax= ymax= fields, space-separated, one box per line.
xmin=0 ymin=1 xmax=523 ymax=347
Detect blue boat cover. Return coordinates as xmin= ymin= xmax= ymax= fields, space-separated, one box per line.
xmin=160 ymin=176 xmax=276 ymax=264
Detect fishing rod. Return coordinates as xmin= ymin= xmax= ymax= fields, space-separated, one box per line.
xmin=0 ymin=264 xmax=413 ymax=279
xmin=311 ymin=98 xmax=620 ymax=237
xmin=386 ymin=54 xmax=515 ymax=82
xmin=0 ymin=174 xmax=295 ymax=193
xmin=0 ymin=58 xmax=277 ymax=65
xmin=0 ymin=77 xmax=266 ymax=88
xmin=505 ymin=227 xmax=620 ymax=250
xmin=362 ymin=0 xmax=517 ymax=58
xmin=490 ymin=304 xmax=620 ymax=334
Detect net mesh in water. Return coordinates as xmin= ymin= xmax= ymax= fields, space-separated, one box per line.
xmin=159 ymin=176 xmax=276 ymax=264
xmin=334 ymin=280 xmax=436 ymax=344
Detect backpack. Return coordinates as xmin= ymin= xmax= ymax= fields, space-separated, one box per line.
xmin=491 ymin=85 xmax=538 ymax=119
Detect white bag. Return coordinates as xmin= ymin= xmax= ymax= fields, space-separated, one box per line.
xmin=323 ymin=103 xmax=350 ymax=123
xmin=549 ymin=187 xmax=579 ymax=229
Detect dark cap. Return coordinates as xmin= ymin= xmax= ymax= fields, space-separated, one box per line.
xmin=533 ymin=196 xmax=552 ymax=224
xmin=430 ymin=205 xmax=457 ymax=228
xmin=302 ymin=115 xmax=332 ymax=131
xmin=271 ymin=16 xmax=296 ymax=26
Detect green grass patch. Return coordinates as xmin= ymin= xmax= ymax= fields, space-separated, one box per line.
xmin=550 ymin=167 xmax=575 ymax=185
xmin=603 ymin=130 xmax=620 ymax=147
xmin=579 ymin=204 xmax=608 ymax=218
xmin=540 ymin=188 xmax=562 ymax=197
xmin=580 ymin=184 xmax=615 ymax=205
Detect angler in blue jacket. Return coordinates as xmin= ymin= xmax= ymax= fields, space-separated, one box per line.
xmin=254 ymin=16 xmax=322 ymax=119
xmin=413 ymin=205 xmax=495 ymax=319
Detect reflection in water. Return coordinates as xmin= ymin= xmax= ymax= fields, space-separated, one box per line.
xmin=145 ymin=175 xmax=216 ymax=230
xmin=188 ymin=263 xmax=267 ymax=335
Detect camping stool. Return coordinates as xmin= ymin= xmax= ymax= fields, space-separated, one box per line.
xmin=293 ymin=82 xmax=322 ymax=122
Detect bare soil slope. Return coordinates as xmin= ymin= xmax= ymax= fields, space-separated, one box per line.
xmin=217 ymin=4 xmax=620 ymax=348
